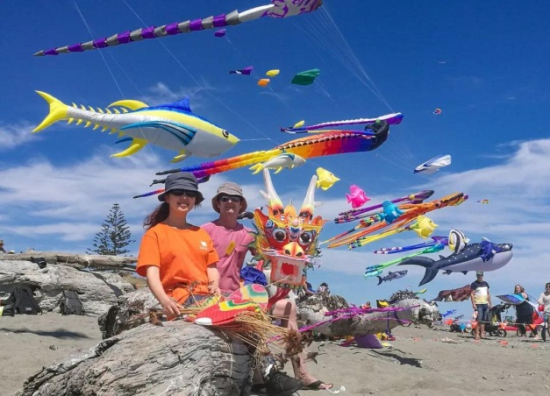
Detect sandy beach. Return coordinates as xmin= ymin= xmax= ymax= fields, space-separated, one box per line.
xmin=2 ymin=313 xmax=549 ymax=396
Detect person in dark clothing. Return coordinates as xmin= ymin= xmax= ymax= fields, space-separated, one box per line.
xmin=0 ymin=240 xmax=6 ymax=254
xmin=513 ymin=284 xmax=538 ymax=339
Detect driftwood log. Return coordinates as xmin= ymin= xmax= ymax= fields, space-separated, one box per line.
xmin=0 ymin=259 xmax=135 ymax=316
xmin=296 ymin=292 xmax=439 ymax=336
xmin=0 ymin=252 xmax=136 ymax=271
xmin=17 ymin=322 xmax=253 ymax=396
xmin=97 ymin=288 xmax=437 ymax=340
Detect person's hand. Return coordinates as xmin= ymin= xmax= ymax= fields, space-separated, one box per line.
xmin=208 ymin=283 xmax=221 ymax=295
xmin=160 ymin=296 xmax=182 ymax=318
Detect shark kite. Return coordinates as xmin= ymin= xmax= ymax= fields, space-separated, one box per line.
xmin=399 ymin=239 xmax=513 ymax=286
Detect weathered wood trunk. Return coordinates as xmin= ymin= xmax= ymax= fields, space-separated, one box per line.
xmin=0 ymin=259 xmax=135 ymax=316
xmin=296 ymin=292 xmax=420 ymax=336
xmin=0 ymin=251 xmax=137 ymax=270
xmin=97 ymin=288 xmax=436 ymax=341
xmin=17 ymin=322 xmax=253 ymax=396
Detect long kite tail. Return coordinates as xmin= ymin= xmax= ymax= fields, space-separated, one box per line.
xmin=34 ymin=1 xmax=323 ymax=56
xmin=335 ymin=190 xmax=434 ymax=224
xmin=154 ymin=128 xmax=387 ymax=181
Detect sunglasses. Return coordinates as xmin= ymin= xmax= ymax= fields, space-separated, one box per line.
xmin=169 ymin=189 xmax=198 ymax=198
xmin=219 ymin=195 xmax=243 ymax=203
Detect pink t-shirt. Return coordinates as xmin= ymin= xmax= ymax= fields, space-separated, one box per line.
xmin=201 ymin=221 xmax=254 ymax=293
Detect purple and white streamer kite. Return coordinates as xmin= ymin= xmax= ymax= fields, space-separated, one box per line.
xmin=34 ymin=0 xmax=323 ymax=56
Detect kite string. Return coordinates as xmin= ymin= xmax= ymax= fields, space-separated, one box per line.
xmin=72 ymin=0 xmax=124 ymax=98
xmin=120 ymin=0 xmax=282 ymax=149
xmin=118 ymin=0 xmax=369 ymax=186
xmin=294 ymin=10 xmax=423 ymax=173
xmin=72 ymin=0 xmax=160 ymax=160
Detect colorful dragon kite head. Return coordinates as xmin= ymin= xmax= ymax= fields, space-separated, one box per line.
xmin=251 ymin=169 xmax=327 ymax=289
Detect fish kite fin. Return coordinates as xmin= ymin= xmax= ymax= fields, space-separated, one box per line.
xmin=107 ymin=99 xmax=149 ymax=111
xmin=249 ymin=163 xmax=265 ymax=175
xmin=376 ymin=276 xmax=383 ymax=286
xmin=274 ymin=167 xmax=284 ymax=174
xmin=170 ymin=150 xmax=189 ymax=163
xmin=33 ymin=91 xmax=69 ymax=132
xmin=111 ymin=137 xmax=148 ymax=158
xmin=462 ymin=271 xmax=468 ymax=275
xmin=398 ymin=256 xmax=438 ymax=286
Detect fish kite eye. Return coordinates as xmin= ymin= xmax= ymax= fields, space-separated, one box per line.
xmin=222 ymin=130 xmax=229 ymax=138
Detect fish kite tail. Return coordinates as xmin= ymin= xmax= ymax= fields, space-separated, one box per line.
xmin=398 ymin=257 xmax=438 ymax=286
xmin=345 ymin=193 xmax=352 ymax=203
xmin=33 ymin=91 xmax=69 ymax=132
xmin=249 ymin=163 xmax=265 ymax=175
xmin=376 ymin=276 xmax=383 ymax=286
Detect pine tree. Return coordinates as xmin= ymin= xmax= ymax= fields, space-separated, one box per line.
xmin=87 ymin=203 xmax=135 ymax=255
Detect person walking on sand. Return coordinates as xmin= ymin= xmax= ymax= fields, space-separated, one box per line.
xmin=470 ymin=271 xmax=492 ymax=340
xmin=538 ymin=282 xmax=550 ymax=340
xmin=0 ymin=240 xmax=6 ymax=254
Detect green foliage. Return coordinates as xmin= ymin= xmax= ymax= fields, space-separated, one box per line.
xmin=87 ymin=203 xmax=135 ymax=256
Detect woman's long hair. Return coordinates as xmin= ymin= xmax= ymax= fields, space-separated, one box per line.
xmin=514 ymin=284 xmax=525 ymax=294
xmin=144 ymin=203 xmax=169 ymax=229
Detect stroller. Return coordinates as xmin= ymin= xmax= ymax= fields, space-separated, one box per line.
xmin=471 ymin=303 xmax=510 ymax=337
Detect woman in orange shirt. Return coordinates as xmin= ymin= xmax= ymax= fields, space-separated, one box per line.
xmin=136 ymin=172 xmax=220 ymax=318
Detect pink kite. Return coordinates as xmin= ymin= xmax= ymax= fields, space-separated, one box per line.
xmin=346 ymin=185 xmax=370 ymax=209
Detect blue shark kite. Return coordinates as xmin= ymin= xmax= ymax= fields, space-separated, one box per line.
xmin=399 ymin=239 xmax=514 ymax=286
xmin=33 ymin=91 xmax=239 ymax=163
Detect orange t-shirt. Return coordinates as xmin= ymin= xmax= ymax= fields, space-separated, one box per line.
xmin=136 ymin=223 xmax=219 ymax=304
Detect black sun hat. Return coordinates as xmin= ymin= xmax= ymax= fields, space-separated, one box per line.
xmin=158 ymin=172 xmax=204 ymax=204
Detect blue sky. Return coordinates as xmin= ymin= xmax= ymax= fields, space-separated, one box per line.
xmin=1 ymin=1 xmax=549 ymax=316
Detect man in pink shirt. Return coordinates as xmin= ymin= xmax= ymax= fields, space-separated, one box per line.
xmin=202 ymin=181 xmax=333 ymax=392
xmin=201 ymin=182 xmax=253 ymax=294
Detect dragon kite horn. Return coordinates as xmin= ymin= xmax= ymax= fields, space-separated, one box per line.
xmin=261 ymin=169 xmax=284 ymax=215
xmin=299 ymin=175 xmax=318 ymax=221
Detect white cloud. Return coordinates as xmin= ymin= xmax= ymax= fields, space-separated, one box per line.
xmin=138 ymin=82 xmax=208 ymax=108
xmin=1 ymin=137 xmax=549 ymax=308
xmin=0 ymin=122 xmax=38 ymax=150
